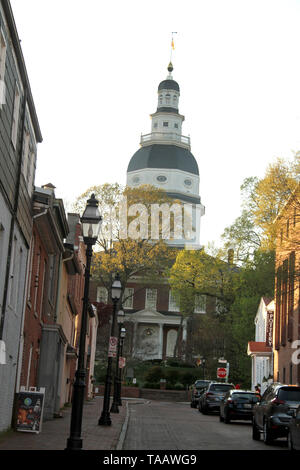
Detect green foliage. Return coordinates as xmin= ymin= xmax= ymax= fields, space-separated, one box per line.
xmin=180 ymin=371 xmax=197 ymax=386
xmin=144 ymin=366 xmax=165 ymax=383
xmin=165 ymin=369 xmax=180 ymax=384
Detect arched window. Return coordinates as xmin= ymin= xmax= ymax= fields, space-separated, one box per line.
xmin=165 ymin=93 xmax=170 ymax=104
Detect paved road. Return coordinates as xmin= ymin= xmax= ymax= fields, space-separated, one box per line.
xmin=122 ymin=400 xmax=288 ymax=450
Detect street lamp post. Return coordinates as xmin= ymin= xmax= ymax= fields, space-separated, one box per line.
xmin=98 ymin=274 xmax=122 ymax=426
xmin=110 ymin=310 xmax=125 ymax=413
xmin=201 ymin=357 xmax=206 ymax=380
xmin=117 ymin=327 xmax=126 ymax=406
xmin=66 ymin=194 xmax=102 ymax=450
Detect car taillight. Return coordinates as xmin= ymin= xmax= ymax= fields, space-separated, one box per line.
xmin=206 ymin=392 xmax=214 ymax=397
xmin=227 ymin=399 xmax=233 ymax=403
xmin=271 ymin=398 xmax=285 ymax=405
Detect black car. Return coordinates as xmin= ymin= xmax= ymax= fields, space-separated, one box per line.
xmin=252 ymin=383 xmax=300 ymax=445
xmin=288 ymin=404 xmax=300 ymax=451
xmin=199 ymin=382 xmax=235 ymax=414
xmin=219 ymin=390 xmax=260 ymax=423
xmin=190 ymin=380 xmax=211 ymax=408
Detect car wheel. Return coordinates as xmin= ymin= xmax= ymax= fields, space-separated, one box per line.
xmin=224 ymin=411 xmax=230 ymax=424
xmin=201 ymin=405 xmax=207 ymax=415
xmin=252 ymin=419 xmax=260 ymax=441
xmin=263 ymin=420 xmax=273 ymax=445
xmin=288 ymin=431 xmax=294 ymax=451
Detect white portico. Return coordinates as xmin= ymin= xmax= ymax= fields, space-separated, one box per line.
xmin=126 ymin=309 xmax=187 ymax=360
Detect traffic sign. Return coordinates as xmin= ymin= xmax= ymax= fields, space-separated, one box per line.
xmin=217 ymin=367 xmax=227 ymax=379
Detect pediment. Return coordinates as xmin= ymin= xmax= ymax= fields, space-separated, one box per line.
xmin=128 ymin=309 xmax=168 ymax=320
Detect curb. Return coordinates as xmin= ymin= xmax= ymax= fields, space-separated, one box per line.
xmin=116 ymin=401 xmax=129 ymax=450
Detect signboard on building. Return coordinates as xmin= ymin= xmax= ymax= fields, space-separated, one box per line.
xmin=266 ymin=311 xmax=274 ymax=347
xmin=15 ymin=387 xmax=45 ymax=434
xmin=108 ymin=336 xmax=118 ymax=357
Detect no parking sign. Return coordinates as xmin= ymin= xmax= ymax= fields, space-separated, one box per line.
xmin=108 ymin=336 xmax=118 ymax=357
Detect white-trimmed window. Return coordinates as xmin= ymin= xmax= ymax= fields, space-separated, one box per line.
xmin=194 ymin=294 xmax=206 ymax=314
xmin=97 ymin=286 xmax=108 ymax=304
xmin=11 ymin=82 xmax=21 ymax=148
xmin=0 ymin=28 xmax=7 ymax=106
xmin=145 ymin=288 xmax=157 ymax=309
xmin=123 ymin=287 xmax=134 ymax=309
xmin=168 ymin=290 xmax=180 ymax=312
xmin=26 ymin=148 xmax=36 ymax=195
xmin=22 ymin=130 xmax=30 ymax=180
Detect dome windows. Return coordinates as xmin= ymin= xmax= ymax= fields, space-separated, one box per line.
xmin=132 ymin=176 xmax=140 ymax=185
xmin=156 ymin=175 xmax=167 ymax=183
xmin=184 ymin=178 xmax=192 ymax=187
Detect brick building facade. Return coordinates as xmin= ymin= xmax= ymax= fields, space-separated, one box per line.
xmin=273 ymin=183 xmax=300 ymax=385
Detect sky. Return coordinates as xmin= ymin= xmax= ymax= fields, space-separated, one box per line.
xmin=10 ymin=0 xmax=300 ymax=247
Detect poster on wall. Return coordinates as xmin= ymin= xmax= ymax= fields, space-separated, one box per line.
xmin=15 ymin=387 xmax=45 ymax=434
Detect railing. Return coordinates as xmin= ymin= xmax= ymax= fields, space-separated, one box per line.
xmin=140 ymin=132 xmax=190 ymax=147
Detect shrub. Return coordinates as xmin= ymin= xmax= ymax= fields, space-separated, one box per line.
xmin=165 ymin=369 xmax=180 ymax=384
xmin=173 ymin=383 xmax=185 ymax=390
xmin=180 ymin=371 xmax=197 ymax=386
xmin=144 ymin=366 xmax=165 ymax=383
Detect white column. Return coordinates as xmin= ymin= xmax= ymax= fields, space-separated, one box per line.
xmin=159 ymin=323 xmax=163 ymax=359
xmin=132 ymin=321 xmax=138 ymax=357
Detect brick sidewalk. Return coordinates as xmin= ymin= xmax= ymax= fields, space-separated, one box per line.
xmin=0 ymin=397 xmax=128 ymax=450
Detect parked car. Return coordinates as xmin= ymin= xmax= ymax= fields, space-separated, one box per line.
xmin=198 ymin=382 xmax=235 ymax=414
xmin=252 ymin=383 xmax=300 ymax=445
xmin=288 ymin=404 xmax=300 ymax=451
xmin=190 ymin=380 xmax=211 ymax=408
xmin=219 ymin=389 xmax=260 ymax=423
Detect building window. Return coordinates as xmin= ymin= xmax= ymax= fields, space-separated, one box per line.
xmin=48 ymin=254 xmax=57 ymax=304
xmin=174 ymin=123 xmax=178 ymax=129
xmin=194 ymin=294 xmax=206 ymax=313
xmin=97 ymin=286 xmax=108 ymax=304
xmin=22 ymin=130 xmax=30 ymax=181
xmin=165 ymin=94 xmax=170 ymax=104
xmin=145 ymin=288 xmax=157 ymax=309
xmin=153 ymin=122 xmax=158 ymax=128
xmin=163 ymin=122 xmax=169 ymax=127
xmin=159 ymin=95 xmax=163 ymax=104
xmin=168 ymin=290 xmax=180 ymax=312
xmin=283 ymin=367 xmax=286 ymax=384
xmin=11 ymin=82 xmax=21 ymax=148
xmin=123 ymin=287 xmax=134 ymax=309
xmin=0 ymin=28 xmax=7 ymax=106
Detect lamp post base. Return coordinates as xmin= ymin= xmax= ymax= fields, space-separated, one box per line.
xmin=98 ymin=411 xmax=112 ymax=426
xmin=110 ymin=401 xmax=119 ymax=413
xmin=66 ymin=437 xmax=83 ymax=450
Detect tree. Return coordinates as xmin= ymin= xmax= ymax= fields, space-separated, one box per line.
xmin=73 ymin=183 xmax=177 ymax=307
xmin=222 ymin=156 xmax=299 ymax=263
xmin=169 ymin=248 xmax=237 ymax=358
